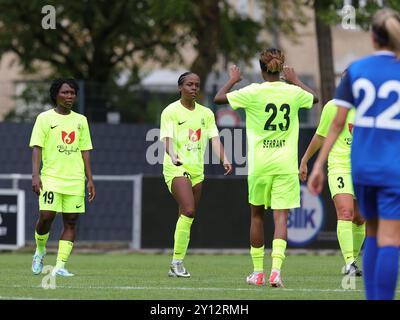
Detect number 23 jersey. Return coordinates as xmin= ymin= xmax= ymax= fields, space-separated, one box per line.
xmin=227 ymin=81 xmax=313 ymax=176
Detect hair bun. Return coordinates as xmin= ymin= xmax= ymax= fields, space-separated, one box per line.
xmin=259 ymin=49 xmax=285 ymax=74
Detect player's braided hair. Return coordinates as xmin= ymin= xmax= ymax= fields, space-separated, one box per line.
xmin=49 ymin=78 xmax=79 ymax=105
xmin=259 ymin=48 xmax=285 ymax=74
xmin=177 ymin=72 xmax=194 ymax=86
xmin=372 ymin=8 xmax=400 ymax=57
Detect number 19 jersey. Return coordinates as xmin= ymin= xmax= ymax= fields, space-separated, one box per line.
xmin=227 ymin=81 xmax=313 ymax=176
xmin=29 ymin=109 xmax=93 ymax=196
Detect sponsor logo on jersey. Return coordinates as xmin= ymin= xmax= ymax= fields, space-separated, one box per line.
xmin=189 ymin=129 xmax=201 ymax=142
xmin=348 ymin=123 xmax=353 ymax=134
xmin=62 ymin=131 xmax=75 ymax=144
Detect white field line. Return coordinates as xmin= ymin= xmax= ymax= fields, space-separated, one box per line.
xmin=0 ymin=295 xmax=61 ymax=300
xmin=2 ymin=284 xmax=367 ymax=293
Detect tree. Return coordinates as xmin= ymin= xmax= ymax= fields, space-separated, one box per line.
xmin=0 ymin=0 xmax=311 ymax=122
xmin=0 ymin=0 xmax=184 ymax=121
xmin=314 ymin=0 xmax=336 ymax=106
xmin=309 ymin=0 xmax=398 ymax=105
xmin=152 ymin=0 xmax=262 ymax=94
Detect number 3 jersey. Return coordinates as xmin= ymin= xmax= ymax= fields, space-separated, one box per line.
xmin=334 ymin=51 xmax=400 ymax=187
xmin=227 ymin=81 xmax=313 ymax=176
xmin=29 ymin=109 xmax=93 ymax=196
xmin=316 ymin=100 xmax=355 ymax=176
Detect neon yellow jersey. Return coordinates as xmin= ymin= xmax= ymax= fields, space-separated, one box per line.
xmin=160 ymin=100 xmax=219 ymax=177
xmin=316 ymin=100 xmax=355 ymax=175
xmin=29 ymin=109 xmax=93 ymax=196
xmin=227 ymin=81 xmax=313 ymax=176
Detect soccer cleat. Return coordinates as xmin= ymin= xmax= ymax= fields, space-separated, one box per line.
xmin=269 ymin=270 xmax=284 ymax=288
xmin=246 ymin=272 xmax=265 ymax=285
xmin=343 ymin=261 xmax=362 ymax=277
xmin=51 ymin=267 xmax=74 ymax=277
xmin=32 ymin=253 xmax=45 ymax=275
xmin=168 ymin=261 xmax=191 ymax=278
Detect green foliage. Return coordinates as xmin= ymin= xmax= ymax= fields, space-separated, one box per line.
xmin=312 ymin=0 xmax=399 ymax=30
xmin=258 ymin=0 xmax=309 ymax=43
xmin=0 ymin=0 xmax=315 ymax=122
xmin=4 ymin=81 xmax=52 ymax=122
xmin=0 ymin=0 xmax=183 ymax=80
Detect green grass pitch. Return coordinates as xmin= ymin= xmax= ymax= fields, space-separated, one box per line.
xmin=0 ymin=252 xmax=399 ymax=300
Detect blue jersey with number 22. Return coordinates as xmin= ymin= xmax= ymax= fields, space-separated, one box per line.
xmin=334 ymin=51 xmax=400 ymax=187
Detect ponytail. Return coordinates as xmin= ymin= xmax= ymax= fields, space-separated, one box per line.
xmin=372 ymin=8 xmax=400 ymax=58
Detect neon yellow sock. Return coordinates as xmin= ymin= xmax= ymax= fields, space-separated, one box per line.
xmin=271 ymin=239 xmax=287 ymax=271
xmin=35 ymin=231 xmax=49 ymax=255
xmin=352 ymin=223 xmax=366 ymax=260
xmin=337 ymin=220 xmax=354 ymax=264
xmin=55 ymin=240 xmax=74 ymax=269
xmin=172 ymin=215 xmax=194 ymax=261
xmin=250 ymin=245 xmax=264 ymax=272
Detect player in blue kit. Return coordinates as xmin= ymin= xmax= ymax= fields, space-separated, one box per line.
xmin=308 ymin=8 xmax=400 ymax=300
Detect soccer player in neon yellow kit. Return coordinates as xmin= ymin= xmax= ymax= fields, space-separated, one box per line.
xmin=214 ymin=49 xmax=318 ymax=287
xmin=30 ymin=78 xmax=96 ymax=277
xmin=300 ymin=99 xmax=365 ymax=276
xmin=160 ymin=72 xmax=232 ymax=277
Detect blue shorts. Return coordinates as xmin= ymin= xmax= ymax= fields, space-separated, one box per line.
xmin=354 ymin=184 xmax=400 ymax=220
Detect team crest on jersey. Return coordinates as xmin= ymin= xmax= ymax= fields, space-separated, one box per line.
xmin=348 ymin=123 xmax=353 ymax=135
xmin=189 ymin=128 xmax=201 ymax=142
xmin=62 ymin=131 xmax=75 ymax=144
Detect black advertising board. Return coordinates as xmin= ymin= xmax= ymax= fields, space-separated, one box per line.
xmin=0 ymin=189 xmax=25 ymax=249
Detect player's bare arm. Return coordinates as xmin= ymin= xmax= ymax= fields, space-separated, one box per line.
xmin=32 ymin=146 xmax=43 ymax=196
xmin=211 ymin=136 xmax=233 ymax=175
xmin=282 ymin=66 xmax=319 ymax=104
xmin=299 ymin=134 xmax=325 ymax=182
xmin=82 ymin=150 xmax=96 ymax=202
xmin=163 ymin=137 xmax=183 ymax=166
xmin=214 ymin=65 xmax=242 ymax=105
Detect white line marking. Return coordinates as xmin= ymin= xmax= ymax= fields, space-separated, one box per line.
xmin=0 ymin=296 xmax=60 ymax=300
xmin=3 ymin=284 xmax=367 ymax=293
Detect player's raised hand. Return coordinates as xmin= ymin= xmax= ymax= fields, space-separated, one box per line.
xmin=229 ymin=65 xmax=242 ymax=83
xmin=282 ymin=66 xmax=299 ymax=84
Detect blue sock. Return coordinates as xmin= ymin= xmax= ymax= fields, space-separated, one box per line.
xmin=375 ymin=246 xmax=399 ymax=300
xmin=363 ymin=236 xmax=378 ymax=300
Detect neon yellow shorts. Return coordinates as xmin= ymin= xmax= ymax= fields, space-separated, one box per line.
xmin=39 ymin=188 xmax=85 ymax=213
xmin=328 ymin=173 xmax=355 ymax=198
xmin=164 ymin=171 xmax=204 ymax=193
xmin=248 ymin=174 xmax=300 ymax=209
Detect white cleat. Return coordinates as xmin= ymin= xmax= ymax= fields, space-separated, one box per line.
xmin=51 ymin=267 xmax=74 ymax=277
xmin=168 ymin=261 xmax=191 ymax=278
xmin=269 ymin=270 xmax=284 ymax=288
xmin=246 ymin=272 xmax=265 ymax=285
xmin=32 ymin=253 xmax=46 ymax=275
xmin=343 ymin=261 xmax=362 ymax=277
